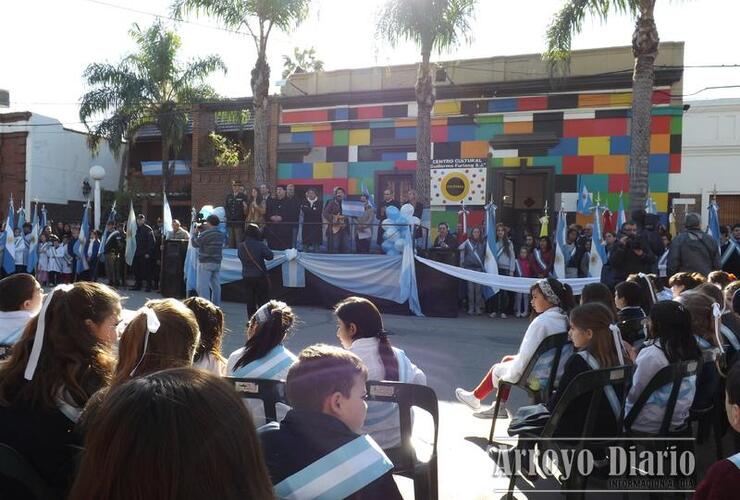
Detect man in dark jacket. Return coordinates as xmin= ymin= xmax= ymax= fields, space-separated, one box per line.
xmin=102 ymin=221 xmax=123 ymax=287
xmin=191 ymin=214 xmax=224 ymax=306
xmin=265 ymin=186 xmax=293 ymax=250
xmin=237 ymin=223 xmax=273 ymax=318
xmin=132 ymin=214 xmax=156 ymax=291
xmin=225 ymin=180 xmax=248 ymax=248
xmin=608 ymin=221 xmax=656 ymax=282
xmin=667 ymin=212 xmax=721 ymax=276
xmin=720 ymin=225 xmax=740 ymax=277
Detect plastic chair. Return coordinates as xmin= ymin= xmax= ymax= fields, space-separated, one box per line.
xmin=502 ymin=365 xmax=632 ymax=500
xmin=488 ymin=332 xmax=572 ymax=443
xmin=0 ymin=345 xmax=11 ymax=361
xmin=366 ymin=381 xmax=439 ymax=500
xmin=224 ymin=377 xmax=287 ymax=423
xmin=0 ymin=443 xmax=54 ymax=500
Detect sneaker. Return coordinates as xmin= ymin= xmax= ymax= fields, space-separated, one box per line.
xmin=500 ymin=313 xmax=508 ymax=319
xmin=474 ymin=405 xmax=510 ymax=419
xmin=489 ymin=312 xmax=498 ymax=318
xmin=455 ymin=388 xmax=481 ymax=410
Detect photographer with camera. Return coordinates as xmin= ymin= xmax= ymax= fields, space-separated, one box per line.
xmin=190 ymin=214 xmax=224 ymax=306
xmin=608 ymin=221 xmax=656 ymax=283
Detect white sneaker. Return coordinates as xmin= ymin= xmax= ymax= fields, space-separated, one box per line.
xmin=474 ymin=405 xmax=510 ymax=419
xmin=489 ymin=312 xmax=498 ymax=318
xmin=500 ymin=313 xmax=508 ymax=319
xmin=455 ymin=388 xmax=481 ymax=410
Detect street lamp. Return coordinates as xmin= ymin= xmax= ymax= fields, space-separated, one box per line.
xmin=89 ymin=165 xmax=106 ymax=229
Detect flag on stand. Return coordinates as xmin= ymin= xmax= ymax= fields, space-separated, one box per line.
xmin=162 ymin=192 xmax=173 ymax=239
xmin=26 ymin=204 xmax=40 ymax=273
xmin=2 ymin=197 xmax=16 ymax=275
xmin=482 ymin=201 xmax=500 ymax=299
xmin=589 ymin=205 xmax=607 ymax=278
xmin=17 ymin=204 xmax=26 ymax=231
xmin=74 ymin=202 xmax=91 ymax=274
xmin=708 ymin=199 xmax=722 ymax=254
xmin=39 ymin=205 xmax=47 ymax=233
xmin=125 ymin=202 xmax=137 ymax=266
xmin=645 ymin=193 xmax=657 ymax=215
xmin=360 ymin=182 xmax=375 ymax=209
xmin=184 ymin=207 xmax=198 ymax=292
xmin=577 ymin=180 xmax=592 ymax=215
xmin=616 ymin=193 xmax=627 ymax=231
xmin=669 ymin=210 xmax=677 ymax=238
xmin=553 ymin=205 xmax=567 ymax=279
xmin=97 ymin=201 xmax=117 ymax=260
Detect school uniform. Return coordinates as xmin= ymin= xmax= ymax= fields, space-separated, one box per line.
xmin=459 ymin=239 xmax=486 ymax=315
xmin=14 ymin=236 xmax=27 ymax=273
xmin=227 ymin=344 xmax=297 ymax=426
xmin=0 ymin=310 xmax=34 ymax=346
xmin=194 ymin=353 xmax=226 ymax=376
xmin=694 ymin=452 xmax=740 ymax=500
xmin=55 ymin=245 xmax=73 ymax=283
xmin=624 ymin=340 xmax=697 ymax=434
xmin=259 ymin=409 xmax=402 ymax=500
xmin=493 ymin=240 xmax=516 ymax=315
xmin=80 ymin=239 xmax=100 ymax=281
xmin=349 ymin=337 xmax=426 ymax=449
xmin=37 ymin=241 xmax=51 ymax=284
xmin=532 ymin=248 xmax=554 ymax=278
xmin=514 ymin=257 xmax=533 ymax=316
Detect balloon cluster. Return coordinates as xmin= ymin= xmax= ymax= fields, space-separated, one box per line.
xmin=198 ymin=205 xmax=228 ymax=235
xmin=380 ymin=203 xmax=420 ymax=256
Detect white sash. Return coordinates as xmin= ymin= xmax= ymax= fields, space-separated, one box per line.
xmin=231 ymin=345 xmax=296 ymax=380
xmin=721 ymin=240 xmax=738 ymax=267
xmin=273 ymin=434 xmax=393 ymax=500
xmin=577 ymin=351 xmax=622 ymax=419
xmin=720 ymin=324 xmax=740 ymax=351
xmin=534 ymin=249 xmax=547 ymax=271
xmin=514 ymin=258 xmax=523 ymax=277
xmin=465 ymin=239 xmax=485 ymax=269
xmin=729 ymin=451 xmax=740 ymax=469
xmin=658 ymin=249 xmax=669 ymax=277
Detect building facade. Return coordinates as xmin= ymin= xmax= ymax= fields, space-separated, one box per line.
xmin=275 ymin=43 xmax=685 ymax=239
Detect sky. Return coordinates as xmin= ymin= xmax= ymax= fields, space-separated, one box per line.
xmin=3 ymin=0 xmax=740 ymax=131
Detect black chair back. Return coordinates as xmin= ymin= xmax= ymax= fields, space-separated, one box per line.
xmin=366 ymin=381 xmax=439 ymax=500
xmin=623 ymin=359 xmax=699 ymax=436
xmin=224 ymin=377 xmax=287 ymax=423
xmin=0 ymin=443 xmax=54 ymax=500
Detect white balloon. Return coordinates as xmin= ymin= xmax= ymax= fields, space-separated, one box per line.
xmin=381 ymin=218 xmax=393 ymax=228
xmin=400 ymin=203 xmax=415 ymax=217
xmin=410 ymin=216 xmax=420 ymax=225
xmin=394 ymin=239 xmax=406 ymax=251
xmin=384 ymin=226 xmax=400 ymax=240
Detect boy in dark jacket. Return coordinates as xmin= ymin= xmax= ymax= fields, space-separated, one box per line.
xmin=259 ymin=344 xmax=402 ymax=499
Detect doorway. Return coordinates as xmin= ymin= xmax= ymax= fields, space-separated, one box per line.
xmin=493 ymin=168 xmax=554 ymax=242
xmin=375 ymin=172 xmax=415 ymax=207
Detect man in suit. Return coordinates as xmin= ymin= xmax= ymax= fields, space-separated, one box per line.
xmin=132 ymin=214 xmax=156 ymax=291
xmin=376 ymin=189 xmax=400 ymax=245
xmin=265 ymin=186 xmax=292 ymax=250
xmin=80 ymin=230 xmax=101 ymax=281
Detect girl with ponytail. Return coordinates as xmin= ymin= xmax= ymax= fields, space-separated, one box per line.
xmin=334 ymin=296 xmax=426 ymax=449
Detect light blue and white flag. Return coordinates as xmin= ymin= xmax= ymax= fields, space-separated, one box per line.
xmin=360 ymin=182 xmax=376 ymax=209
xmin=708 ymin=199 xmax=722 ymax=254
xmin=482 ymin=200 xmax=500 ymax=299
xmin=125 ymin=202 xmax=137 ymax=266
xmin=577 ymin=180 xmax=592 ymax=215
xmin=26 ymin=204 xmax=40 ymax=273
xmin=184 ymin=207 xmax=198 ymax=292
xmin=553 ymin=205 xmax=567 ymax=279
xmin=16 ymin=204 xmax=26 ymax=231
xmin=645 ymin=193 xmax=658 ymax=215
xmin=97 ymin=201 xmax=117 ymax=260
xmin=74 ymin=202 xmax=90 ymax=273
xmin=39 ymin=205 xmax=47 ymax=234
xmin=2 ymin=197 xmax=16 ymax=275
xmin=616 ymin=193 xmax=627 ymax=231
xmin=589 ymin=205 xmax=607 ymax=278
xmin=162 ymin=192 xmax=173 ymax=239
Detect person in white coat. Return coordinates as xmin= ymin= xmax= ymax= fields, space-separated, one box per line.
xmin=334 ymin=296 xmax=426 ymax=449
xmin=456 ymin=278 xmax=575 ymax=418
xmin=0 ymin=273 xmax=43 ymax=351
xmin=227 ymin=300 xmax=298 ymax=425
xmin=623 ymin=300 xmax=702 ymax=434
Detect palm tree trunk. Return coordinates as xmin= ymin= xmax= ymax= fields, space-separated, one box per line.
xmin=161 ymin=138 xmax=170 ymax=194
xmin=252 ymin=53 xmax=271 ymax=185
xmin=415 ymin=50 xmax=435 ymax=206
xmin=628 ymin=2 xmax=659 ymax=213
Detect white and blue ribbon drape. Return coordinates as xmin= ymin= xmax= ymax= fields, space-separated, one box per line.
xmin=273 ymin=434 xmax=393 ymax=500
xmin=482 ymin=201 xmax=500 ymax=299
xmin=553 ymin=206 xmax=567 ymax=279
xmin=589 ymin=205 xmax=607 ymax=278
xmin=708 ymin=200 xmax=722 ymax=255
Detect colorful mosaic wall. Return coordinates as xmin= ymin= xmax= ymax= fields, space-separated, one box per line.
xmin=277 ymin=89 xmax=682 ymax=225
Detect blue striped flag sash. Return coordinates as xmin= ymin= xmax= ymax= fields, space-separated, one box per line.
xmin=232 ymin=345 xmax=296 ymax=380
xmin=273 ymin=434 xmax=393 ymax=500
xmin=577 ymin=351 xmax=622 ymax=419
xmin=729 ymin=452 xmax=740 ymax=469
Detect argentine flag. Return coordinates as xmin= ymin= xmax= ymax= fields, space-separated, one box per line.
xmin=97 ymin=201 xmax=117 ymax=260
xmin=708 ymin=200 xmax=722 ymax=254
xmin=184 ymin=207 xmax=198 ymax=292
xmin=74 ymin=202 xmax=91 ymax=273
xmin=125 ymin=202 xmax=137 ymax=266
xmin=26 ymin=204 xmax=40 ymax=273
xmin=482 ymin=201 xmax=500 ymax=298
xmin=162 ymin=192 xmax=173 ymax=239
xmin=589 ymin=205 xmax=608 ymax=278
xmin=2 ymin=198 xmax=16 ymax=275
xmin=553 ymin=206 xmax=567 ymax=279
xmin=616 ymin=193 xmax=627 ymax=231
xmin=577 ymin=180 xmax=592 ymax=215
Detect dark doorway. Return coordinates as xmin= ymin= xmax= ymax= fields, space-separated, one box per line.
xmin=375 ymin=172 xmax=415 ymax=207
xmin=492 ymin=168 xmax=554 ymax=244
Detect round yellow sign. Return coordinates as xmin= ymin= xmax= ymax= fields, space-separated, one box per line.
xmin=440 ymin=172 xmax=470 ymax=202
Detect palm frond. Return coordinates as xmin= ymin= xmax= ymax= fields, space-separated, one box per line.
xmin=175 ymin=55 xmax=227 ymax=92
xmin=171 ymin=0 xmax=249 ymax=30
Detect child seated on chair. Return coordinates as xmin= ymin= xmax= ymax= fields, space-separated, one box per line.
xmin=455 ymin=278 xmax=574 ymax=419
xmin=615 ymin=281 xmax=648 ymax=346
xmin=694 ymin=361 xmax=740 ymax=499
xmin=258 ymin=344 xmax=402 ymax=500
xmin=0 ymin=273 xmax=43 ymax=349
xmin=183 ymin=297 xmax=227 ymax=376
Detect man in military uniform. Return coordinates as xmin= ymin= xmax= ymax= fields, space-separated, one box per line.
xmin=225 ymin=179 xmax=248 ymax=248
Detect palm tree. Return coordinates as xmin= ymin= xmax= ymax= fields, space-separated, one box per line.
xmin=80 ymin=21 xmax=226 ymax=193
xmin=377 ymin=0 xmax=476 ymax=205
xmin=545 ymin=0 xmax=660 ymax=213
xmin=282 ymin=46 xmax=324 ymax=79
xmin=172 ymin=0 xmax=310 ymax=185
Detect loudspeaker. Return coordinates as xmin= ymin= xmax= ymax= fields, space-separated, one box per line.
xmin=160 ymin=240 xmax=188 ymax=298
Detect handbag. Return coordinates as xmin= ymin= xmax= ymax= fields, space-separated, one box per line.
xmin=507 ymin=403 xmax=551 ymax=436
xmin=241 ymin=242 xmax=272 ymax=288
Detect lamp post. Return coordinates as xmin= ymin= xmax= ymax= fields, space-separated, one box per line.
xmin=89 ymin=165 xmax=106 ymax=229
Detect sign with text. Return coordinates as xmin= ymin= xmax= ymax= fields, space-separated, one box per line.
xmin=431 ymin=158 xmax=488 ymax=169
xmin=431 ymin=167 xmax=487 ymax=206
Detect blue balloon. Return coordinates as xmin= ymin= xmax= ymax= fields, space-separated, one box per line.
xmin=386 ymin=206 xmax=400 ymax=220
xmin=386 ymin=248 xmax=400 ymax=256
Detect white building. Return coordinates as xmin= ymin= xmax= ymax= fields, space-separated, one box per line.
xmin=677 ymin=98 xmax=740 ymax=225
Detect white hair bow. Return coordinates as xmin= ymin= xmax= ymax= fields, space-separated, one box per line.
xmin=129 ymin=306 xmax=161 ymax=377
